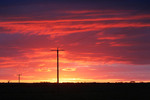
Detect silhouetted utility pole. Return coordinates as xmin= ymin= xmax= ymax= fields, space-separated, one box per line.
xmin=51 ymin=48 xmax=64 ymax=84
xmin=18 ymin=74 xmax=21 ymax=83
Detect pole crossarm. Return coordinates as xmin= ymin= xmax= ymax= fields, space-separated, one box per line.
xmin=51 ymin=50 xmax=64 ymax=51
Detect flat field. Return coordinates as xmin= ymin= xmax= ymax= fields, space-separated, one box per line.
xmin=0 ymin=83 xmax=149 ymax=100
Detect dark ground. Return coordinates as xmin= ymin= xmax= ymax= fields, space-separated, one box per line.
xmin=0 ymin=83 xmax=149 ymax=100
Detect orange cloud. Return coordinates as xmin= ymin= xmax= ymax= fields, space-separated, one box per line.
xmin=62 ymin=68 xmax=76 ymax=71
xmin=110 ymin=42 xmax=133 ymax=47
xmin=36 ymin=67 xmax=51 ymax=72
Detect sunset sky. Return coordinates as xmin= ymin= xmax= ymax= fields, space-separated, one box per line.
xmin=0 ymin=0 xmax=150 ymax=83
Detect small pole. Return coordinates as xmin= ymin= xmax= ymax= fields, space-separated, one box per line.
xmin=18 ymin=74 xmax=21 ymax=83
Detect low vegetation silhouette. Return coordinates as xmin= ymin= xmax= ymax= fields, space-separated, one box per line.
xmin=0 ymin=83 xmax=149 ymax=100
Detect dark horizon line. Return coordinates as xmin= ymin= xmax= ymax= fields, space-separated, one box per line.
xmin=1 ymin=81 xmax=150 ymax=84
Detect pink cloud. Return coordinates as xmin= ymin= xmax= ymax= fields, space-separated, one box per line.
xmin=0 ymin=10 xmax=150 ymax=37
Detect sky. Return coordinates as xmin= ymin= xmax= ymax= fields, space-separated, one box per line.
xmin=0 ymin=0 xmax=150 ymax=83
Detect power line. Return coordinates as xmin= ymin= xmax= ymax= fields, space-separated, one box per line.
xmin=51 ymin=48 xmax=64 ymax=84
